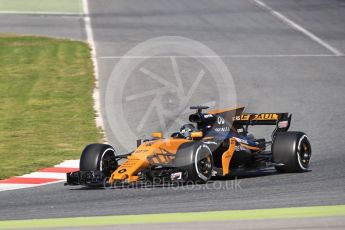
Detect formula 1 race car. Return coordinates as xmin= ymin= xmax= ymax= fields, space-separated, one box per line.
xmin=66 ymin=106 xmax=311 ymax=187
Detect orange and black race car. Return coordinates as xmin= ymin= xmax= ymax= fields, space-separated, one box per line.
xmin=66 ymin=106 xmax=311 ymax=187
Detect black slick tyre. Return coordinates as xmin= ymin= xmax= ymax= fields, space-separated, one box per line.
xmin=272 ymin=132 xmax=311 ymax=173
xmin=174 ymin=142 xmax=214 ymax=183
xmin=80 ymin=144 xmax=118 ymax=177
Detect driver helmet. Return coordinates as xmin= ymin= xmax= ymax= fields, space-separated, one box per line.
xmin=180 ymin=124 xmax=196 ymax=138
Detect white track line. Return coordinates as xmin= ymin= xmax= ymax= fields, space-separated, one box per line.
xmin=97 ymin=54 xmax=344 ymax=59
xmin=0 ymin=184 xmax=36 ymax=192
xmin=54 ymin=160 xmax=79 ymax=168
xmin=0 ymin=180 xmax=65 ymax=192
xmin=82 ymin=0 xmax=107 ymax=141
xmin=253 ymin=0 xmax=343 ymax=56
xmin=19 ymin=172 xmax=67 ymax=180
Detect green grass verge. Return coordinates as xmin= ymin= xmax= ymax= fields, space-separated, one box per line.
xmin=0 ymin=35 xmax=102 ymax=179
xmin=0 ymin=205 xmax=344 ymax=229
xmin=0 ymin=0 xmax=82 ymax=14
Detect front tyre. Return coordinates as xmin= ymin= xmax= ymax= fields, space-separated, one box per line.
xmin=273 ymin=132 xmax=311 ymax=173
xmin=80 ymin=144 xmax=118 ymax=177
xmin=174 ymin=143 xmax=214 ymax=183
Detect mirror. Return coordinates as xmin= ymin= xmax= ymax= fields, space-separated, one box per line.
xmin=152 ymin=132 xmax=163 ymax=139
xmin=191 ymin=131 xmax=203 ymax=138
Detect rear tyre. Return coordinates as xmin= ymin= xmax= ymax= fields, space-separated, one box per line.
xmin=272 ymin=132 xmax=311 ymax=173
xmin=174 ymin=142 xmax=214 ymax=183
xmin=80 ymin=144 xmax=118 ymax=177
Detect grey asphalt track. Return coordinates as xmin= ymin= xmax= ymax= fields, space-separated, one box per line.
xmin=1 ymin=0 xmax=345 ymax=222
xmin=0 ymin=13 xmax=85 ymax=40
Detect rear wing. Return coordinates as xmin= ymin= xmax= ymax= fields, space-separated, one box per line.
xmin=232 ymin=113 xmax=291 ymax=126
xmin=204 ymin=106 xmax=291 ymax=129
xmin=189 ymin=106 xmax=292 ymax=138
xmin=232 ymin=112 xmax=292 ymax=139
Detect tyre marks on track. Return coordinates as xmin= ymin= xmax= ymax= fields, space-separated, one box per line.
xmin=252 ymin=0 xmax=343 ymax=56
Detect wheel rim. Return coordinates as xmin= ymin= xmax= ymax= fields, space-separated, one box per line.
xmin=101 ymin=151 xmax=117 ymax=176
xmin=297 ymin=141 xmax=311 ymax=169
xmin=197 ymin=153 xmax=212 ymax=178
